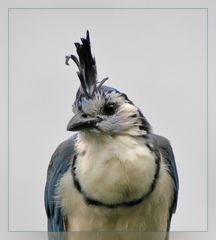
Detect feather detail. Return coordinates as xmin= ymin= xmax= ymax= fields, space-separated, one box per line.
xmin=66 ymin=31 xmax=109 ymax=98
xmin=66 ymin=31 xmax=98 ymax=98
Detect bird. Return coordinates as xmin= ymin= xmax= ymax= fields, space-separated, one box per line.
xmin=44 ymin=31 xmax=179 ymax=240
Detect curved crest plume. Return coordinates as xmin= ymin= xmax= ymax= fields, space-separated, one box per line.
xmin=66 ymin=30 xmax=108 ymax=98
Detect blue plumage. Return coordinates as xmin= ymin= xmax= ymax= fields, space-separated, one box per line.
xmin=44 ymin=31 xmax=179 ymax=239
xmin=45 ymin=136 xmax=77 ymax=232
xmin=45 ymin=134 xmax=179 ymax=233
xmin=147 ymin=134 xmax=179 ymax=230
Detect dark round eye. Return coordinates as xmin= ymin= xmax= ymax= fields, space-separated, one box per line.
xmin=103 ymin=103 xmax=116 ymax=116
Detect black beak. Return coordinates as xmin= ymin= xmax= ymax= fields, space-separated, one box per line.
xmin=67 ymin=113 xmax=101 ymax=131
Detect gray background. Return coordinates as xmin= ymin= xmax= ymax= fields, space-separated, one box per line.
xmin=8 ymin=8 xmax=207 ymax=231
xmin=1 ymin=0 xmax=215 ymax=239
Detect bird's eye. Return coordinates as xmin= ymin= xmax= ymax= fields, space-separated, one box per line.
xmin=103 ymin=103 xmax=116 ymax=116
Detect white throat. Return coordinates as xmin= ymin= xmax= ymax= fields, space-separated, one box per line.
xmin=74 ymin=132 xmax=158 ymax=205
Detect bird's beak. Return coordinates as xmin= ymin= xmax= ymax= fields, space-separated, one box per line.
xmin=67 ymin=113 xmax=101 ymax=131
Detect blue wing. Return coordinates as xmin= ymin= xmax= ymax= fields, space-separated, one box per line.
xmin=148 ymin=134 xmax=179 ymax=230
xmin=44 ymin=135 xmax=77 ymax=236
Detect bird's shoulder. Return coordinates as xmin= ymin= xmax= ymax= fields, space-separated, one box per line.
xmin=147 ymin=133 xmax=170 ymax=149
xmin=47 ymin=135 xmax=77 ymax=177
xmin=147 ymin=133 xmax=179 ymax=212
xmin=45 ymin=134 xmax=77 ymax=232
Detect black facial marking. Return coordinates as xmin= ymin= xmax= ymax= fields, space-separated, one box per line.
xmin=137 ymin=109 xmax=152 ymax=133
xmin=103 ymin=102 xmax=117 ymax=116
xmin=81 ymin=113 xmax=88 ymax=118
xmin=120 ymin=93 xmax=134 ymax=105
xmin=139 ymin=126 xmax=146 ymax=130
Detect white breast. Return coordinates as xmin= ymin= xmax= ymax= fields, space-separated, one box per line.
xmin=75 ymin=133 xmax=157 ymax=204
xmin=58 ymin=133 xmax=175 ymax=234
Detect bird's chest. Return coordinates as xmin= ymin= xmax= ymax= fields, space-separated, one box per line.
xmin=59 ymin=165 xmax=172 ymax=233
xmin=74 ymin=135 xmax=156 ymax=204
xmin=58 ymin=135 xmax=172 ymax=232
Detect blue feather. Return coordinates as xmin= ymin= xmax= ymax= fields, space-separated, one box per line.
xmin=148 ymin=134 xmax=179 ymax=230
xmin=44 ymin=135 xmax=77 ymax=237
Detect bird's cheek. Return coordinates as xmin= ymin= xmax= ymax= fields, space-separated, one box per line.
xmin=96 ymin=121 xmax=110 ymax=133
xmin=96 ymin=120 xmax=122 ymax=134
xmin=97 ymin=119 xmax=116 ymax=132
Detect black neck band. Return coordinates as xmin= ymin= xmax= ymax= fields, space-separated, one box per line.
xmin=71 ymin=149 xmax=160 ymax=208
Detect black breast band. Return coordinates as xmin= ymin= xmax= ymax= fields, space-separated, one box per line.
xmin=71 ymin=147 xmax=161 ymax=209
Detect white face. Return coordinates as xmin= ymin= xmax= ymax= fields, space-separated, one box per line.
xmin=72 ymin=87 xmax=150 ymax=136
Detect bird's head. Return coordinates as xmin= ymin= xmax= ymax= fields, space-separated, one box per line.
xmin=66 ymin=31 xmax=151 ymax=137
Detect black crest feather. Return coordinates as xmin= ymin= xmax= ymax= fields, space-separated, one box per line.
xmin=66 ymin=31 xmax=108 ymax=98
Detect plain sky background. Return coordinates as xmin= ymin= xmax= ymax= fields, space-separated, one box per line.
xmin=8 ymin=8 xmax=207 ymax=231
